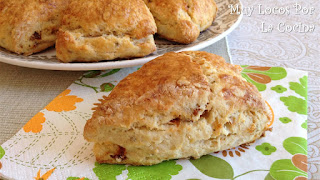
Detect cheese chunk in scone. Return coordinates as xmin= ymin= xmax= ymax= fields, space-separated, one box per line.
xmin=143 ymin=0 xmax=218 ymax=44
xmin=56 ymin=0 xmax=157 ymax=62
xmin=84 ymin=51 xmax=271 ymax=165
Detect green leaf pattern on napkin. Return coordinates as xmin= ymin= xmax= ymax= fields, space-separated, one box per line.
xmin=93 ymin=162 xmax=126 ymax=180
xmin=269 ymin=137 xmax=308 ymax=180
xmin=255 ymin=143 xmax=277 ymax=155
xmin=280 ymin=76 xmax=308 ymax=115
xmin=301 ymin=120 xmax=307 ymax=130
xmin=190 ymin=155 xmax=234 ymax=179
xmin=127 ymin=160 xmax=182 ymax=180
xmin=279 ymin=117 xmax=292 ymax=124
xmin=280 ymin=96 xmax=307 ymax=115
xmin=270 ymin=159 xmax=307 ymax=180
xmin=0 ymin=145 xmax=4 ymax=169
xmin=289 ymin=76 xmax=307 ymax=99
xmin=74 ymin=69 xmax=120 ymax=93
xmin=100 ymin=83 xmax=115 ymax=92
xmin=92 ymin=160 xmax=182 ymax=180
xmin=100 ymin=69 xmax=121 ymax=77
xmin=67 ymin=177 xmax=90 ymax=180
xmin=271 ymin=85 xmax=287 ymax=93
xmin=283 ymin=137 xmax=307 ymax=155
xmin=83 ymin=70 xmax=101 ymax=78
xmin=0 ymin=146 xmax=4 ymax=160
xmin=83 ymin=69 xmax=120 ymax=79
xmin=241 ymin=66 xmax=287 ymax=91
xmin=264 ymin=173 xmax=275 ymax=180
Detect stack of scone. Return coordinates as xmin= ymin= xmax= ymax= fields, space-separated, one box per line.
xmin=0 ymin=0 xmax=218 ymax=62
xmin=84 ymin=51 xmax=271 ymax=165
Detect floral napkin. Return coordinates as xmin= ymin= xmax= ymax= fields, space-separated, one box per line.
xmin=0 ymin=66 xmax=308 ymax=180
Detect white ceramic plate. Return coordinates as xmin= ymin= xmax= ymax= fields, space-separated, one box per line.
xmin=0 ymin=0 xmax=242 ymax=71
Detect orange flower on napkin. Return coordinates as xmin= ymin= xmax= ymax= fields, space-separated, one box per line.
xmin=34 ymin=168 xmax=55 ymax=180
xmin=45 ymin=89 xmax=83 ymax=112
xmin=23 ymin=112 xmax=46 ymax=133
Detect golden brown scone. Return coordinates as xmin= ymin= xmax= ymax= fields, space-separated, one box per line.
xmin=56 ymin=0 xmax=157 ymax=63
xmin=84 ymin=51 xmax=271 ymax=166
xmin=143 ymin=0 xmax=218 ymax=44
xmin=0 ymin=0 xmax=65 ymax=55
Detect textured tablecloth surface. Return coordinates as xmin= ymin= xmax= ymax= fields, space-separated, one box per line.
xmin=0 ymin=65 xmax=84 ymax=144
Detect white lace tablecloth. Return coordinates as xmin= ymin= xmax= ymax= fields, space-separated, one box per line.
xmin=226 ymin=0 xmax=320 ymax=178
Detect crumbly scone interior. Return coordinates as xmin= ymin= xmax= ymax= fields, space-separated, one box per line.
xmin=85 ymin=52 xmax=270 ymax=165
xmin=18 ymin=13 xmax=63 ymax=55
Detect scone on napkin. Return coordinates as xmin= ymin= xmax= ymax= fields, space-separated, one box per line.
xmin=84 ymin=51 xmax=271 ymax=165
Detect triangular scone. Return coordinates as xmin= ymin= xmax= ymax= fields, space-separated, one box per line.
xmin=0 ymin=0 xmax=65 ymax=55
xmin=56 ymin=0 xmax=157 ymax=62
xmin=84 ymin=51 xmax=271 ymax=165
xmin=143 ymin=0 xmax=218 ymax=44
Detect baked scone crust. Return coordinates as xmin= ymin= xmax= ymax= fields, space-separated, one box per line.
xmin=56 ymin=0 xmax=157 ymax=62
xmin=0 ymin=0 xmax=65 ymax=55
xmin=144 ymin=0 xmax=218 ymax=44
xmin=84 ymin=51 xmax=271 ymax=165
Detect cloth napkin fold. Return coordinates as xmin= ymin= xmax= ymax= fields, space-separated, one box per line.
xmin=0 ymin=66 xmax=307 ymax=180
